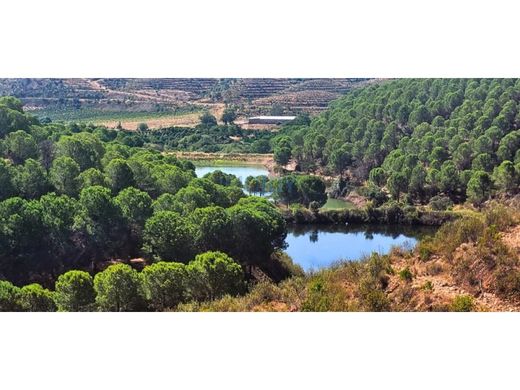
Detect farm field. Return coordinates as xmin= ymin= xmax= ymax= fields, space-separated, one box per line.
xmin=35 ymin=103 xmax=227 ymax=130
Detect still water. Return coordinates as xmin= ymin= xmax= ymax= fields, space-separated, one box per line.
xmin=285 ymin=224 xmax=435 ymax=272
xmin=194 ymin=165 xmax=269 ymax=183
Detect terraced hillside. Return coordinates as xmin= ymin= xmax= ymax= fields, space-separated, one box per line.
xmin=0 ymin=78 xmax=372 ymax=116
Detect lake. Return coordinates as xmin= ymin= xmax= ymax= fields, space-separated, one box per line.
xmin=285 ymin=224 xmax=435 ymax=272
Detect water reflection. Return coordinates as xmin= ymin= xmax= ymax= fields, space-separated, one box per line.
xmin=285 ymin=224 xmax=436 ymax=272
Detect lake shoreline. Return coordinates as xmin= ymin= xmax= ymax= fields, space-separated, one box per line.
xmin=280 ymin=206 xmax=457 ymax=226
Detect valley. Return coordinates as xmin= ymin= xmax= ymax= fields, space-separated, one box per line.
xmin=1 ymin=77 xmax=520 ymax=312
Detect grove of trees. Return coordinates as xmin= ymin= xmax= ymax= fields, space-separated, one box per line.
xmin=274 ymin=79 xmax=520 ymax=206
xmin=0 ymin=97 xmax=287 ymax=297
xmin=0 ymin=251 xmax=245 ymax=312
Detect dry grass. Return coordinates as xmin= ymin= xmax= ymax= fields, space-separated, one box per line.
xmin=93 ymin=103 xmax=226 ymax=130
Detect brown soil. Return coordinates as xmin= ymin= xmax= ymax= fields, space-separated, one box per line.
xmin=387 ymin=225 xmax=520 ymax=312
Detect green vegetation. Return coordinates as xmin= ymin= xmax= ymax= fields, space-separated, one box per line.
xmin=0 ymin=97 xmax=287 ymax=306
xmin=2 ymin=250 xmax=245 ymax=312
xmin=275 ymin=79 xmax=520 ymax=206
xmin=450 ymin=295 xmax=475 ymax=312
xmin=180 ymin=203 xmax=520 ymax=312
xmin=138 ymin=119 xmax=274 ymax=154
xmin=34 ymin=107 xmax=200 ymax=123
xmin=269 ymin=174 xmax=327 ymax=207
xmin=320 ymin=198 xmax=355 ymax=210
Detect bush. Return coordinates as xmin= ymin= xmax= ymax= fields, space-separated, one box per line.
xmin=302 ymin=276 xmax=349 ymax=312
xmin=433 ymin=217 xmax=485 ymax=260
xmin=399 ymin=267 xmax=413 ymax=282
xmin=418 ymin=238 xmax=435 ymax=261
xmin=309 ymin=201 xmax=320 ymax=213
xmin=483 ymin=202 xmax=519 ymax=230
xmin=450 ymin=295 xmax=475 ymax=312
xmin=429 ymin=195 xmax=453 ymax=211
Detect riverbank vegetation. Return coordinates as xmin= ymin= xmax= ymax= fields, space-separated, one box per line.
xmin=179 ymin=201 xmax=520 ymax=312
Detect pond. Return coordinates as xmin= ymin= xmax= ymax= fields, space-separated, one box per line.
xmin=194 ymin=164 xmax=270 ymax=183
xmin=285 ymin=224 xmax=436 ymax=272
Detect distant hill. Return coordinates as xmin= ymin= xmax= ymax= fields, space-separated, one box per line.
xmin=0 ymin=78 xmax=372 ymax=115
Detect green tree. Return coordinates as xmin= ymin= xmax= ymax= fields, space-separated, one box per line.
xmin=13 ymin=159 xmax=49 ymax=199
xmin=78 ymin=168 xmax=108 ymax=190
xmin=4 ymin=130 xmax=38 ymax=164
xmin=296 ymin=175 xmax=327 ymax=207
xmin=186 ymin=251 xmax=245 ymax=301
xmin=221 ymin=107 xmax=237 ymax=125
xmin=75 ymin=186 xmax=126 ymax=258
xmin=115 ymin=187 xmax=152 ymax=224
xmin=54 ymin=270 xmax=95 ymax=311
xmin=493 ymin=160 xmax=518 ymax=194
xmin=0 ymin=280 xmax=23 ymax=311
xmin=50 ymin=156 xmax=81 ymax=196
xmin=142 ymin=211 xmax=194 ymax=262
xmin=466 ymin=171 xmax=492 ymax=206
xmin=200 ymin=112 xmax=218 ymax=127
xmin=142 ymin=261 xmax=187 ymax=310
xmin=439 ymin=162 xmax=460 ymax=199
xmin=19 ymin=283 xmax=56 ymax=312
xmin=56 ymin=132 xmax=105 ymax=171
xmin=152 ymin=165 xmax=191 ymax=196
xmin=105 ymin=158 xmax=135 ymax=193
xmin=369 ymin=167 xmax=387 ymax=187
xmin=137 ymin=123 xmax=149 ymax=132
xmin=270 ymin=175 xmax=299 ymax=205
xmin=189 ymin=206 xmax=232 ymax=253
xmin=0 ymin=159 xmax=14 ymax=201
xmin=274 ymin=145 xmax=292 ymax=166
xmin=408 ymin=165 xmax=427 ymax=201
xmin=94 ymin=263 xmax=144 ymax=312
xmin=387 ymin=172 xmax=408 ymax=202
xmin=245 ymin=175 xmax=268 ymax=195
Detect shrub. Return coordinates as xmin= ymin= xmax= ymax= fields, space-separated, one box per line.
xmin=358 ymin=277 xmax=391 ymax=312
xmin=399 ymin=267 xmax=413 ymax=282
xmin=302 ymin=276 xmax=348 ymax=312
xmin=417 ymin=237 xmax=435 ymax=261
xmin=429 ymin=195 xmax=453 ymax=211
xmin=433 ymin=217 xmax=485 ymax=260
xmin=309 ymin=201 xmax=320 ymax=213
xmin=483 ymin=202 xmax=519 ymax=230
xmin=450 ymin=295 xmax=475 ymax=312
xmin=422 ymin=280 xmax=434 ymax=291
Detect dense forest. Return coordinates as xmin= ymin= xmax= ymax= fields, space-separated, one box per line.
xmin=0 ymin=96 xmax=299 ymax=311
xmin=274 ymin=79 xmax=520 ymax=207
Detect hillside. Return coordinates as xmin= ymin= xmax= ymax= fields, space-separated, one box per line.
xmin=181 ymin=201 xmax=520 ymax=312
xmin=0 ymin=78 xmax=371 ymax=118
xmin=275 ymin=78 xmax=520 ymax=206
